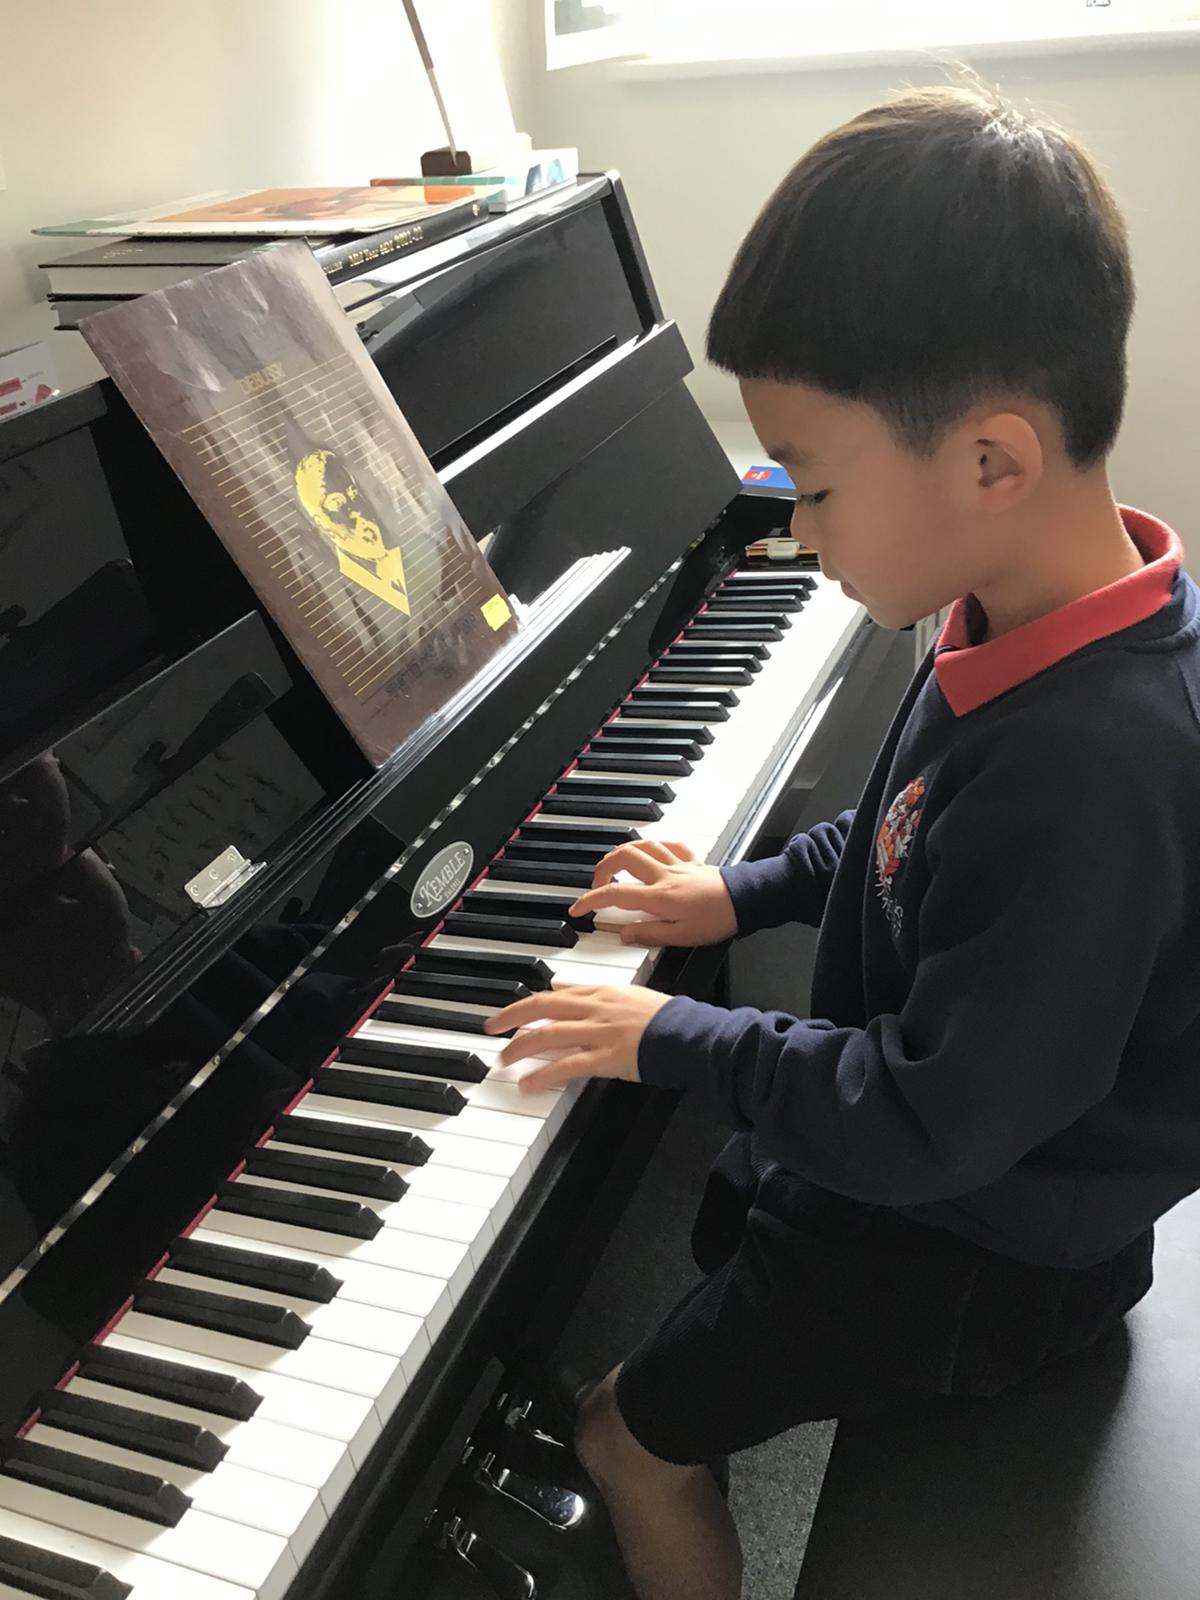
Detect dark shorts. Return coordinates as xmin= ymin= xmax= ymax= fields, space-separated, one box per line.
xmin=614 ymin=1145 xmax=1155 ymax=1466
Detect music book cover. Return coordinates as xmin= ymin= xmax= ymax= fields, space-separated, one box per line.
xmin=35 ymin=185 xmax=480 ymax=238
xmin=81 ymin=240 xmax=518 ymax=767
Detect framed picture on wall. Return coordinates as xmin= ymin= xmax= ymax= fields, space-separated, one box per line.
xmin=544 ymin=0 xmax=642 ymax=68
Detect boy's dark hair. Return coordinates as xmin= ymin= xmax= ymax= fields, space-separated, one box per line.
xmin=706 ymin=83 xmax=1133 ymax=467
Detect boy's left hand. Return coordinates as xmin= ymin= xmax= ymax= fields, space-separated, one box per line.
xmin=484 ymin=985 xmax=672 ymax=1093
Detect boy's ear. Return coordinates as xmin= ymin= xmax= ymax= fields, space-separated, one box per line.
xmin=955 ymin=410 xmax=1043 ymax=509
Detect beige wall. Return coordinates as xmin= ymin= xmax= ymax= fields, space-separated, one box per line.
xmin=532 ymin=44 xmax=1200 ymax=541
xmin=0 ymin=0 xmax=539 ymax=391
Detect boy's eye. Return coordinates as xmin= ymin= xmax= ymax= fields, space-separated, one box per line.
xmin=795 ymin=490 xmax=830 ymax=508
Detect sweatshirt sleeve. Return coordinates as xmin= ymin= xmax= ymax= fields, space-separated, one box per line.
xmin=640 ymin=736 xmax=1182 ymax=1208
xmin=718 ymin=811 xmax=855 ymax=936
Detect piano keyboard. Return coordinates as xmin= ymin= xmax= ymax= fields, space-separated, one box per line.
xmin=0 ymin=569 xmax=861 ymax=1600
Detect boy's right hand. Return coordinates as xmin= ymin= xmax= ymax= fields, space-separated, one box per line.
xmin=568 ymin=839 xmax=738 ymax=948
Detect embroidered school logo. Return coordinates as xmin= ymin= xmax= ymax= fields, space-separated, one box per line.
xmin=875 ymin=775 xmax=926 ymax=935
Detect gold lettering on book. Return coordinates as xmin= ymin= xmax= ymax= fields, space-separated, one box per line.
xmin=238 ymin=361 xmax=285 ymax=396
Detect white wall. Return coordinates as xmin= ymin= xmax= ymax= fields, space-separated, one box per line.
xmin=532 ymin=44 xmax=1200 ymax=541
xmin=0 ymin=0 xmax=538 ymax=391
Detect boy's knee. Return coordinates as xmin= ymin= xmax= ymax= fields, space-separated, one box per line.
xmin=575 ymin=1368 xmax=642 ymax=1490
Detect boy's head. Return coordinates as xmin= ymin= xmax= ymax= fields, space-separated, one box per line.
xmin=707 ymin=83 xmax=1134 ymax=628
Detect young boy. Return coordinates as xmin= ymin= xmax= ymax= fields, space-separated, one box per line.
xmin=485 ymin=83 xmax=1200 ymax=1600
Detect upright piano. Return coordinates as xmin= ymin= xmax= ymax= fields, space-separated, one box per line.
xmin=0 ymin=174 xmax=885 ymax=1600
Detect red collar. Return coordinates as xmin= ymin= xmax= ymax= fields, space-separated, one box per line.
xmin=934 ymin=506 xmax=1183 ymax=717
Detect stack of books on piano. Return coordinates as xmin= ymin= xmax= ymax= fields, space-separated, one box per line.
xmin=34 ymin=184 xmax=493 ymax=332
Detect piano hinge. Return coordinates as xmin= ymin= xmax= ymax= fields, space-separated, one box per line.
xmin=185 ymin=845 xmax=266 ymax=910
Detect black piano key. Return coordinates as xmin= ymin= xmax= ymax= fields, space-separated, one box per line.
xmin=275 ymin=1112 xmax=433 ymax=1166
xmin=553 ymin=775 xmax=676 ymax=803
xmin=318 ymin=1064 xmax=467 ymax=1115
xmin=487 ymin=858 xmax=594 ymax=889
xmin=518 ymin=818 xmax=639 ymax=846
xmin=501 ymin=838 xmax=610 ymax=866
xmin=133 ymin=1278 xmax=311 ymax=1350
xmin=666 ymin=639 xmax=769 ymax=660
xmin=169 ymin=1236 xmax=343 ymax=1303
xmin=0 ymin=1529 xmax=133 ymax=1600
xmin=709 ymin=587 xmax=803 ymax=606
xmin=702 ymin=605 xmax=794 ymax=625
xmin=2 ymin=1439 xmax=191 ymax=1528
xmin=577 ymin=751 xmax=692 ymax=777
xmin=216 ymin=1180 xmax=384 ymax=1241
xmin=537 ymin=793 xmax=663 ymax=820
xmin=591 ymin=733 xmax=704 ymax=761
xmin=606 ymin=718 xmax=714 ymax=745
xmin=462 ymin=889 xmax=593 ymax=929
xmin=390 ymin=968 xmax=532 ymax=1006
xmin=628 ymin=685 xmax=738 ymax=709
xmin=38 ymin=1390 xmax=227 ymax=1473
xmin=442 ymin=910 xmax=578 ymax=947
xmin=617 ymin=701 xmax=729 ymax=724
xmin=244 ymin=1146 xmax=406 ymax=1202
xmin=366 ymin=998 xmax=494 ymax=1036
xmin=411 ymin=946 xmax=554 ymax=991
xmin=78 ymin=1345 xmax=261 ymax=1422
xmin=341 ymin=1031 xmax=489 ymax=1081
xmin=686 ymin=620 xmax=782 ymax=642
xmin=649 ymin=665 xmax=752 ymax=686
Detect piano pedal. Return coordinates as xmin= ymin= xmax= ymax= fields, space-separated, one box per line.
xmin=436 ymin=1513 xmax=539 ymax=1600
xmin=463 ymin=1442 xmax=587 ymax=1532
xmin=496 ymin=1388 xmax=569 ymax=1451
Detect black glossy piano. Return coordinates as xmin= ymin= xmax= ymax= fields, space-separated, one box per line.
xmin=0 ymin=175 xmax=886 ymax=1600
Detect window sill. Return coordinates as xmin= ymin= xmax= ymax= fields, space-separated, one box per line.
xmin=614 ymin=23 xmax=1200 ymax=80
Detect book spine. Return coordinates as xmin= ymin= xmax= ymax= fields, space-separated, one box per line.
xmin=315 ymin=200 xmax=484 ymax=284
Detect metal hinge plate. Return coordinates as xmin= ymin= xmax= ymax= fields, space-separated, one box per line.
xmin=185 ymin=845 xmax=266 ymax=910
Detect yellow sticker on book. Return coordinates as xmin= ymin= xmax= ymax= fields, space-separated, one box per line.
xmin=481 ymin=594 xmax=512 ymax=631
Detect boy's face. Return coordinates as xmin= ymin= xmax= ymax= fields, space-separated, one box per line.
xmin=740 ymin=378 xmax=985 ymax=630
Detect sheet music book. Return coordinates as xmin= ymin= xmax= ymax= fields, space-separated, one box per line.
xmin=82 ymin=241 xmax=517 ymax=767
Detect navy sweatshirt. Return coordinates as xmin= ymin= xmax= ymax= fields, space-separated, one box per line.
xmin=639 ymin=509 xmax=1200 ymax=1268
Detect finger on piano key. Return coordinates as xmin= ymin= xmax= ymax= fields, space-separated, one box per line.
xmin=336 ymin=1032 xmax=565 ymax=1123
xmin=0 ymin=1509 xmax=258 ymax=1600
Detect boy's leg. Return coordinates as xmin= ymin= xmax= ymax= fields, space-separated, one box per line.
xmin=575 ymin=1367 xmax=742 ymax=1600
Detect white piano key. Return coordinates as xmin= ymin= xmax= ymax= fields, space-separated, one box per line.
xmin=114 ymin=1309 xmax=404 ymax=1415
xmin=200 ymin=1204 xmax=476 ymax=1304
xmin=151 ymin=1266 xmax=431 ymax=1374
xmin=230 ymin=1173 xmax=496 ymax=1273
xmin=100 ymin=1333 xmax=380 ymax=1462
xmin=0 ymin=1476 xmax=296 ymax=1600
xmin=188 ymin=1225 xmax=455 ymax=1338
xmin=66 ymin=1376 xmax=353 ymax=1505
xmin=25 ymin=1424 xmax=326 ymax=1559
xmin=0 ymin=1506 xmax=255 ymax=1600
xmin=430 ymin=932 xmax=645 ymax=977
xmin=303 ymin=1089 xmax=545 ymax=1153
xmin=286 ymin=1102 xmax=532 ymax=1187
xmin=266 ymin=1140 xmax=511 ymax=1218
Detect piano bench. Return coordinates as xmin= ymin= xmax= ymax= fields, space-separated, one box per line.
xmin=792 ymin=1189 xmax=1200 ymax=1600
